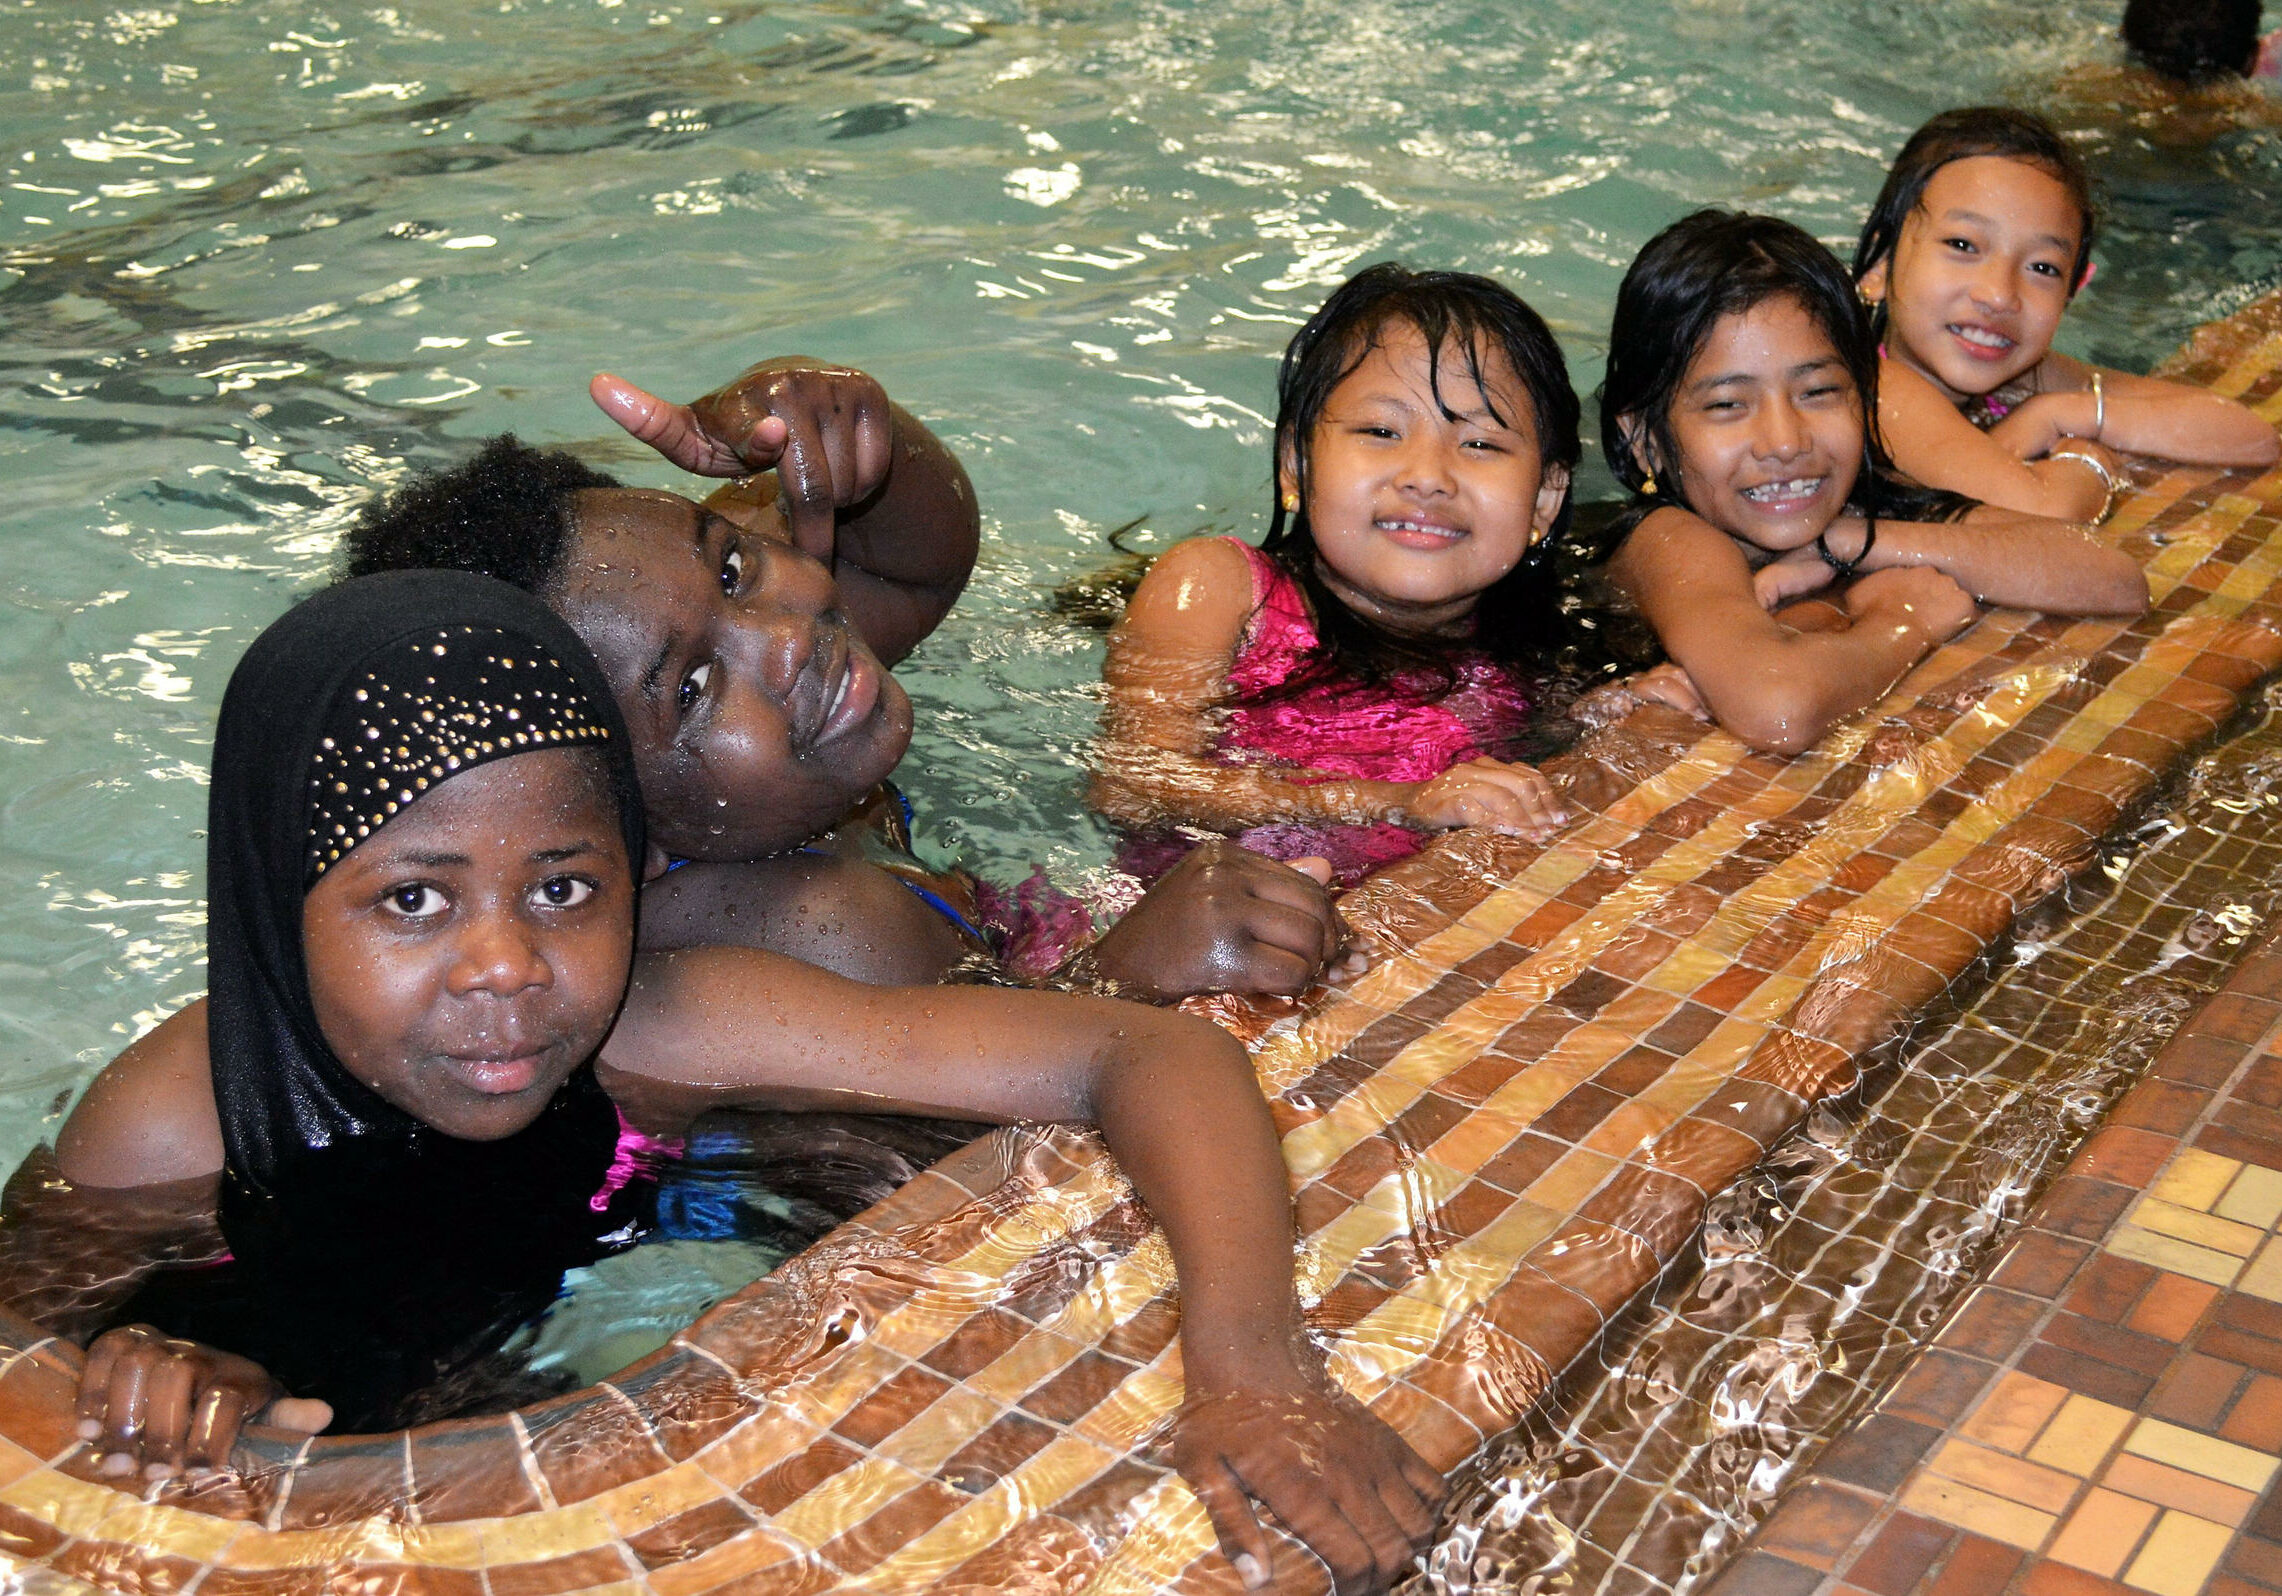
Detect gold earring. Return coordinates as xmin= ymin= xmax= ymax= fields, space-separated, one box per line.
xmin=1281 ymin=492 xmax=1299 ymax=513
xmin=1640 ymin=472 xmax=1658 ymax=496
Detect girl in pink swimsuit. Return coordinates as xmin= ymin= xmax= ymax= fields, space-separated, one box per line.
xmin=1096 ymin=263 xmax=1582 ymax=884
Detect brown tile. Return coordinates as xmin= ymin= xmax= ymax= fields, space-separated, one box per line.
xmin=198 ymin=1570 xmax=329 ymax=1596
xmin=405 ymin=1418 xmax=543 ymax=1521
xmin=1995 ymin=1232 xmax=2095 ymax=1299
xmin=522 ymin=1385 xmax=676 ymax=1507
xmin=815 ymin=1477 xmax=966 ymax=1576
xmin=2017 ymin=1342 xmax=2155 ymax=1408
xmin=2112 ymin=1078 xmax=2214 ymax=1136
xmin=2130 ymin=1273 xmax=2221 ymax=1343
xmin=1698 ymin=1550 xmax=1826 ymax=1596
xmin=1535 ymin=1082 xmax=1625 ymax=1144
xmin=1579 ymin=1164 xmax=1705 ymax=1258
xmin=2159 ymin=1034 xmax=2257 ymax=1089
xmin=1817 ymin=1413 xmax=1944 ymax=1495
xmin=1927 ymin=1535 xmax=2024 ymax=1596
xmin=1595 ymin=1044 xmax=1679 ymax=1096
xmin=833 ymin=1361 xmax=957 ymax=1449
xmin=1845 ymin=1510 xmax=1957 ymax=1596
xmin=921 ymin=1306 xmax=1035 ymax=1381
xmin=741 ymin=1437 xmax=866 ymax=1517
xmin=271 ymin=1432 xmax=411 ymax=1532
xmin=2063 ymin=1252 xmax=2159 ymax=1326
xmin=2035 ymin=1177 xmax=2137 ymax=1242
xmin=1099 ymin=1296 xmax=1181 ymax=1367
xmin=2071 ymin=1126 xmax=2181 ymax=1188
xmin=2039 ymin=1310 xmax=2175 ymax=1378
xmin=1649 ymin=1115 xmax=1765 ymax=1195
xmin=2200 ymin=992 xmax=2282 ymax=1045
xmin=1885 ymin=1349 xmax=2000 ymax=1432
xmin=1754 ymin=1480 xmax=1885 ymax=1571
xmin=1440 ymin=1050 xmax=1529 ymax=1107
xmin=2018 ymin=1564 xmax=2138 ymax=1596
xmin=1478 ymin=1131 xmax=1567 ymax=1196
xmin=1435 ymin=1177 xmax=1520 ymax=1245
xmin=2224 ymin=1373 xmax=2282 ymax=1453
xmin=624 ymin=1496 xmax=759 ymax=1570
xmin=1023 ymin=1350 xmax=1136 ymax=1427
xmin=2203 ymin=1122 xmax=2282 ymax=1174
xmin=608 ymin=1351 xmax=753 ymax=1462
xmin=940 ymin=1412 xmax=1060 ymax=1495
xmin=1939 ymin=1288 xmax=2047 ymax=1362
xmin=1054 ymin=1457 xmax=1167 ymax=1537
xmin=2152 ymin=1352 xmax=2249 ymax=1431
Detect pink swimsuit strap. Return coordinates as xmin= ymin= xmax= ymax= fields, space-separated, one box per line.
xmin=590 ymin=1109 xmax=686 ymax=1212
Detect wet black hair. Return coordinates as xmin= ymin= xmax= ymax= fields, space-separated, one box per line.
xmin=340 ymin=434 xmax=622 ymax=593
xmin=1852 ymin=106 xmax=2099 ymax=310
xmin=1597 ymin=209 xmax=1969 ymax=558
xmin=1259 ymin=260 xmax=1584 ymax=691
xmin=2123 ymin=0 xmax=2264 ymax=80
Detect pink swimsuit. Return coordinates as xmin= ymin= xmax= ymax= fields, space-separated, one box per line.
xmin=1122 ymin=540 xmax=1539 ymax=887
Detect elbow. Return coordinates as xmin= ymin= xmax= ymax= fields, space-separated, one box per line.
xmin=1710 ymin=678 xmax=1838 ymax=758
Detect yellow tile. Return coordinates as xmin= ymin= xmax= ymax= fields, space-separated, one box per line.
xmin=2125 ymin=1418 xmax=2280 ymax=1493
xmin=2218 ymin=1163 xmax=2282 ymax=1231
xmin=2235 ymin=1236 xmax=2282 ymax=1304
xmin=2127 ymin=1195 xmax=2265 ymax=1257
xmin=2148 ymin=1148 xmax=2241 ymax=1212
xmin=1955 ymin=1370 xmax=2070 ymax=1456
xmin=2048 ymin=1488 xmax=2159 ymax=1578
xmin=2027 ymin=1394 xmax=2136 ymax=1474
xmin=463 ymin=1501 xmax=616 ymax=1565
xmin=2106 ymin=1224 xmax=2246 ymax=1288
xmin=594 ymin=1459 xmax=726 ymax=1537
xmin=1898 ymin=1472 xmax=2057 ymax=1550
xmin=1925 ymin=1438 xmax=2081 ymax=1512
xmin=2123 ymin=1509 xmax=2233 ymax=1596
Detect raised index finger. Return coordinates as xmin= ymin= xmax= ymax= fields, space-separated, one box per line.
xmin=590 ymin=374 xmax=749 ymax=477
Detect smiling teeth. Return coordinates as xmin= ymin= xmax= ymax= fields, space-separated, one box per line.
xmin=822 ymin=668 xmax=850 ymax=723
xmin=1379 ymin=518 xmax=1460 ymax=536
xmin=1951 ymin=324 xmax=2013 ymax=350
xmin=1743 ymin=478 xmax=1824 ymax=502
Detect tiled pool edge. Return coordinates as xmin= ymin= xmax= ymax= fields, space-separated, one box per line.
xmin=1702 ymin=919 xmax=2282 ymax=1596
xmin=0 ymin=294 xmax=2276 ymax=1594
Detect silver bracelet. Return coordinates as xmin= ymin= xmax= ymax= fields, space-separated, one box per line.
xmin=2050 ymin=446 xmax=2119 ymax=523
xmin=2090 ymin=370 xmax=2105 ymax=439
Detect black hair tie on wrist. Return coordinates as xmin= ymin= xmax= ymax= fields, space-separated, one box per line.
xmin=1816 ymin=519 xmax=1876 ymax=582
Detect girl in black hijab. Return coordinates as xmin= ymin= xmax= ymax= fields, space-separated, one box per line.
xmin=77 ymin=568 xmax=657 ymax=1442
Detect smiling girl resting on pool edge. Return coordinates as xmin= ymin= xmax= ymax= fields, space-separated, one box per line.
xmin=22 ymin=570 xmax=1439 ymax=1596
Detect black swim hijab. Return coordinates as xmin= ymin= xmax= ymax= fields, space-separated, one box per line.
xmin=165 ymin=570 xmax=651 ymax=1427
xmin=205 ymin=568 xmax=642 ymax=1198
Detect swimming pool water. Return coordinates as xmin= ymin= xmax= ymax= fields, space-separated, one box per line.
xmin=2 ymin=0 xmax=2278 ymax=1576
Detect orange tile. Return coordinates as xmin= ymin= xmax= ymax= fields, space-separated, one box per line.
xmin=2221 ymin=1372 xmax=2282 ymax=1453
xmin=2101 ymin=1451 xmax=2260 ymax=1526
xmin=2047 ymin=1488 xmax=2160 ymax=1578
xmin=2126 ymin=1274 xmax=2220 ymax=1343
xmin=1959 ymin=1371 xmax=2073 ymax=1457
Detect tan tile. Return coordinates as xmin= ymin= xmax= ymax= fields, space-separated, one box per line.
xmin=2127 ymin=1195 xmax=2266 ymax=1257
xmin=2102 ymin=1452 xmax=2259 ymax=1526
xmin=1958 ymin=1370 xmax=2071 ymax=1455
xmin=2218 ymin=1163 xmax=2282 ymax=1230
xmin=2237 ymin=1236 xmax=2282 ymax=1303
xmin=1898 ymin=1472 xmax=2057 ymax=1550
xmin=2122 ymin=1508 xmax=2233 ymax=1596
xmin=2027 ymin=1394 xmax=2137 ymax=1474
xmin=2106 ymin=1225 xmax=2246 ymax=1287
xmin=2148 ymin=1148 xmax=2241 ymax=1212
xmin=2048 ymin=1488 xmax=2160 ymax=1578
xmin=1925 ymin=1438 xmax=2081 ymax=1513
xmin=2125 ymin=1417 xmax=2280 ymax=1492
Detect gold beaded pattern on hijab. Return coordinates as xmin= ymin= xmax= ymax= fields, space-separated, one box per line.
xmin=304 ymin=624 xmax=611 ymax=885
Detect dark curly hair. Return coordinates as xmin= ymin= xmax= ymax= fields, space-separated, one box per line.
xmin=340 ymin=434 xmax=622 ymax=592
xmin=2123 ymin=0 xmax=2264 ymax=81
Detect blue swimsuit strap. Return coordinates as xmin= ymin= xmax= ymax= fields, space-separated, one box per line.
xmin=659 ymin=789 xmax=985 ymax=945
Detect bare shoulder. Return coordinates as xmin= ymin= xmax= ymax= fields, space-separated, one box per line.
xmin=1119 ymin=536 xmax=1259 ymax=642
xmin=56 ymin=1000 xmax=225 ymax=1189
xmin=1879 ymin=360 xmax=1979 ymax=431
xmin=1608 ymin=506 xmax=1751 ymax=601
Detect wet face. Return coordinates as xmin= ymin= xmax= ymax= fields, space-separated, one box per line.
xmin=1862 ymin=155 xmax=2083 ymax=401
xmin=547 ymin=489 xmax=913 ymax=860
xmin=1284 ymin=322 xmax=1569 ymax=636
xmin=1662 ymin=294 xmax=1865 ymax=554
xmin=302 ymin=748 xmax=634 ymax=1142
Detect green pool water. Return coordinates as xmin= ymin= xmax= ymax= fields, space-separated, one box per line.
xmin=2 ymin=0 xmax=2278 ymax=1579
